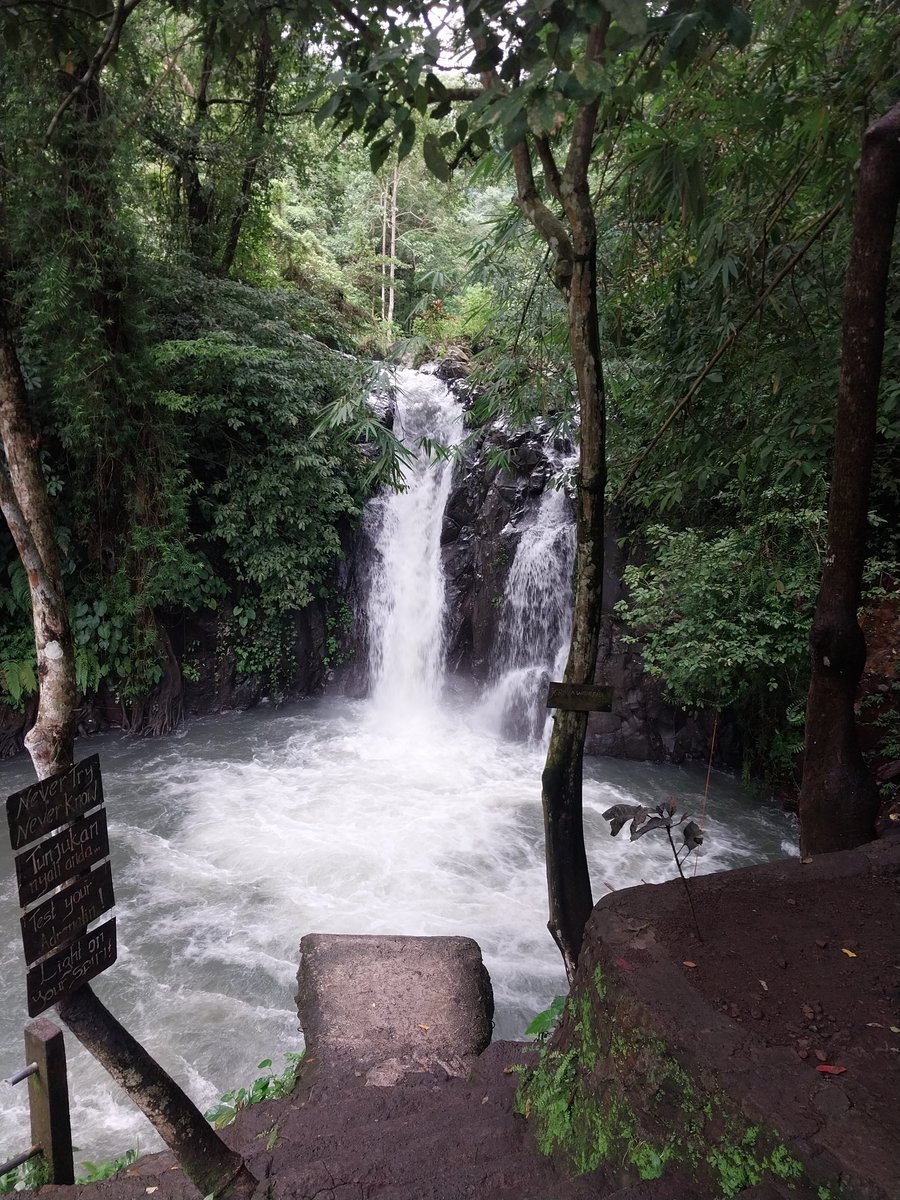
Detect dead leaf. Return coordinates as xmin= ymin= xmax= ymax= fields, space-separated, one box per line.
xmin=524 ymin=1096 xmax=533 ymax=1119
xmin=866 ymin=1022 xmax=883 ymax=1028
xmin=759 ymin=979 xmax=768 ymax=992
xmin=417 ymin=1024 xmax=430 ymax=1032
xmin=890 ymin=1026 xmax=900 ymax=1034
xmin=841 ymin=948 xmax=857 ymax=958
xmin=146 ymin=1189 xmax=158 ymax=1195
xmin=815 ymin=1065 xmax=846 ymax=1075
xmin=814 ymin=1049 xmax=827 ymax=1062
xmin=800 ymin=855 xmax=813 ymax=864
xmin=683 ymin=961 xmax=697 ymax=969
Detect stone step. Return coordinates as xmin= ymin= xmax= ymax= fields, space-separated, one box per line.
xmin=296 ymin=933 xmax=494 ymax=1082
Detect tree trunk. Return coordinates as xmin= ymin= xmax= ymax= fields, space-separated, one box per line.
xmin=386 ymin=160 xmax=399 ymax=326
xmin=123 ymin=620 xmax=184 ymax=737
xmin=57 ymin=986 xmax=257 ymax=1200
xmin=380 ymin=176 xmax=389 ymax=321
xmin=540 ymin=30 xmax=606 ymax=978
xmin=0 ymin=292 xmax=76 ymax=779
xmin=798 ymin=101 xmax=900 ymax=854
xmin=221 ymin=19 xmax=274 ymax=275
xmin=488 ymin=15 xmax=607 ymax=978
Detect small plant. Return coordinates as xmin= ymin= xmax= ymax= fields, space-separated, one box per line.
xmin=0 ymin=1155 xmax=48 ymax=1194
xmin=524 ymin=994 xmax=566 ymax=1041
xmin=76 ymin=1147 xmax=139 ymax=1183
xmin=602 ymin=797 xmax=704 ymax=941
xmin=205 ymin=1052 xmax=303 ymax=1129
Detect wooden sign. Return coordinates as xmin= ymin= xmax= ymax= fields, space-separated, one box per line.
xmin=7 ymin=755 xmax=102 ymax=852
xmin=6 ymin=756 xmax=117 ymax=1017
xmin=547 ymin=682 xmax=613 ymax=712
xmin=14 ymin=809 xmax=110 ymax=909
xmin=25 ymin=918 xmax=117 ymax=1018
xmin=21 ymin=861 xmax=115 ymax=967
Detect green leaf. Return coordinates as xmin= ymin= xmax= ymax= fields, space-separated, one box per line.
xmin=397 ymin=120 xmax=416 ymax=162
xmin=314 ymin=92 xmax=344 ymax=129
xmin=423 ymin=133 xmax=450 ymax=181
xmin=369 ymin=135 xmax=393 ymax=173
xmin=726 ymin=7 xmax=753 ymax=48
xmin=574 ymin=59 xmax=611 ymax=96
xmin=665 ymin=11 xmax=702 ymax=55
xmin=600 ymin=0 xmax=648 ymax=35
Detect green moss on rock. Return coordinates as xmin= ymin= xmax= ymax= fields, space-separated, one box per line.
xmin=517 ymin=973 xmax=829 ymax=1199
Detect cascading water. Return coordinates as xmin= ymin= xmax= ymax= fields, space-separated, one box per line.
xmin=0 ymin=368 xmax=796 ymax=1170
xmin=365 ymin=369 xmax=463 ymax=708
xmin=483 ymin=457 xmax=577 ymax=741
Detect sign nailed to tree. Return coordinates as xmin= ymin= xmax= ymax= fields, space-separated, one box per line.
xmin=6 ymin=755 xmax=117 ymax=1017
xmin=546 ymin=682 xmax=613 ymax=713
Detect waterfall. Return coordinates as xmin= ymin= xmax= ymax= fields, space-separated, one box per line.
xmin=0 ymin=367 xmax=796 ymax=1170
xmin=484 ymin=470 xmax=577 ymax=740
xmin=365 ymin=368 xmax=463 ymax=709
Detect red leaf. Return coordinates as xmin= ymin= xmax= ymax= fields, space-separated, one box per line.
xmin=815 ymin=1065 xmax=847 ymax=1075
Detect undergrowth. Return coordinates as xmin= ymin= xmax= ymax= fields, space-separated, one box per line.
xmin=205 ymin=1052 xmax=304 ymax=1129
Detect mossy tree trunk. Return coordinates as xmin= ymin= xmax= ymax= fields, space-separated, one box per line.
xmin=798 ymin=101 xmax=900 ymax=853
xmin=476 ymin=14 xmax=609 ymax=977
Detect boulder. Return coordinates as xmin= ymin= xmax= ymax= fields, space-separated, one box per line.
xmin=296 ymin=933 xmax=494 ymax=1085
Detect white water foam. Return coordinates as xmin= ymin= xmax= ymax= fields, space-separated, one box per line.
xmin=483 ymin=469 xmax=577 ymax=740
xmin=366 ymin=368 xmax=463 ymax=709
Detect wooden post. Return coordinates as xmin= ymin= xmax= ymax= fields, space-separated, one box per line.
xmin=24 ymin=1018 xmax=73 ymax=1185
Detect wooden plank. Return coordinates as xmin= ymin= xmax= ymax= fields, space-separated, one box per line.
xmin=26 ymin=918 xmax=117 ymax=1018
xmin=20 ymin=862 xmax=115 ymax=967
xmin=14 ymin=810 xmax=110 ymax=909
xmin=7 ymin=755 xmax=102 ymax=852
xmin=546 ymin=682 xmax=613 ymax=712
xmin=24 ymin=1019 xmax=73 ymax=1184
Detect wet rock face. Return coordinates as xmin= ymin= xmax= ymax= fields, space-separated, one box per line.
xmin=586 ymin=614 xmax=741 ymax=768
xmin=441 ymin=423 xmax=563 ymax=680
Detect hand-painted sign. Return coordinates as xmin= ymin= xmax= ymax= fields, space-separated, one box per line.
xmin=20 ymin=861 xmax=115 ymax=966
xmin=7 ymin=755 xmax=103 ymax=851
xmin=546 ymin=682 xmax=613 ymax=712
xmin=14 ymin=810 xmax=110 ymax=908
xmin=5 ymin=756 xmax=116 ymax=1017
xmin=25 ymin=918 xmax=117 ymax=1018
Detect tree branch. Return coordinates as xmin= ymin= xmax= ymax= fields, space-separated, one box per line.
xmin=563 ymin=18 xmax=609 ymax=185
xmin=535 ymin=135 xmax=562 ymax=204
xmin=45 ymin=0 xmax=145 ymax=141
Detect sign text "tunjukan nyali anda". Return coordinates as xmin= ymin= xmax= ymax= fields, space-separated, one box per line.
xmin=6 ymin=755 xmax=117 ymax=1017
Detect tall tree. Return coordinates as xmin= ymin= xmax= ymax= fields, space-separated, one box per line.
xmin=307 ymin=0 xmax=752 ymax=975
xmin=798 ymin=101 xmax=900 ymax=854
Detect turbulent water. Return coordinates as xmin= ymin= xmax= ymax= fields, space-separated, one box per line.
xmin=483 ymin=462 xmax=577 ymax=740
xmin=0 ymin=369 xmax=796 ymax=1169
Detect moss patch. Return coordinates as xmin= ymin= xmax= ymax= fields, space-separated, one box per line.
xmin=518 ymin=974 xmax=830 ymax=1199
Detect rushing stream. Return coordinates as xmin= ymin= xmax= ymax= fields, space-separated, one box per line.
xmin=0 ymin=369 xmax=796 ymax=1168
